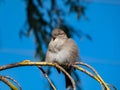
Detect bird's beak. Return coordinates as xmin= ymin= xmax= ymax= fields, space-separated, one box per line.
xmin=53 ymin=36 xmax=56 ymax=41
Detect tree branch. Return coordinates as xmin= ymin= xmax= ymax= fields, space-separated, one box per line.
xmin=37 ymin=66 xmax=56 ymax=90
xmin=0 ymin=76 xmax=18 ymax=90
xmin=75 ymin=62 xmax=110 ymax=90
xmin=72 ymin=64 xmax=110 ymax=90
xmin=3 ymin=76 xmax=22 ymax=90
xmin=0 ymin=60 xmax=76 ymax=90
xmin=0 ymin=60 xmax=113 ymax=90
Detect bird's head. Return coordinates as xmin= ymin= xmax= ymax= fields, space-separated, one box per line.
xmin=52 ymin=29 xmax=67 ymax=40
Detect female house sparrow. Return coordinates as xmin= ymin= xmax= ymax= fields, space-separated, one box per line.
xmin=45 ymin=29 xmax=79 ymax=89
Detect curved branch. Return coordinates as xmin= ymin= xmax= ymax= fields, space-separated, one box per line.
xmin=0 ymin=60 xmax=76 ymax=90
xmin=106 ymin=84 xmax=117 ymax=90
xmin=0 ymin=60 xmax=113 ymax=90
xmin=72 ymin=64 xmax=110 ymax=90
xmin=37 ymin=66 xmax=56 ymax=90
xmin=75 ymin=62 xmax=112 ymax=90
xmin=0 ymin=76 xmax=18 ymax=90
xmin=3 ymin=76 xmax=22 ymax=90
xmin=75 ymin=62 xmax=98 ymax=75
xmin=54 ymin=63 xmax=76 ymax=90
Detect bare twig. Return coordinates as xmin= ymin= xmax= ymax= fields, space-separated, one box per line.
xmin=54 ymin=63 xmax=76 ymax=90
xmin=75 ymin=62 xmax=98 ymax=75
xmin=72 ymin=64 xmax=110 ymax=90
xmin=0 ymin=60 xmax=76 ymax=90
xmin=74 ymin=62 xmax=111 ymax=90
xmin=72 ymin=64 xmax=100 ymax=81
xmin=106 ymin=83 xmax=117 ymax=90
xmin=37 ymin=66 xmax=56 ymax=90
xmin=0 ymin=76 xmax=18 ymax=90
xmin=3 ymin=76 xmax=22 ymax=90
xmin=0 ymin=60 xmax=113 ymax=90
xmin=75 ymin=62 xmax=104 ymax=89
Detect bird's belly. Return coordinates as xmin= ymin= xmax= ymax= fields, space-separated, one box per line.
xmin=49 ymin=50 xmax=70 ymax=64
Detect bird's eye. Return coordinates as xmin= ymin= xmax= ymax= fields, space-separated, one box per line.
xmin=54 ymin=34 xmax=57 ymax=36
xmin=59 ymin=33 xmax=64 ymax=35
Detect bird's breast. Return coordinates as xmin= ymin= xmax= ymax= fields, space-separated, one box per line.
xmin=49 ymin=38 xmax=65 ymax=53
xmin=48 ymin=48 xmax=71 ymax=64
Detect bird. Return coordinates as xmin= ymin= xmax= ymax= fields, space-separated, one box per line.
xmin=45 ymin=29 xmax=79 ymax=89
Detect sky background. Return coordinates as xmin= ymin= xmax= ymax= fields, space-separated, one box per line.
xmin=0 ymin=0 xmax=120 ymax=90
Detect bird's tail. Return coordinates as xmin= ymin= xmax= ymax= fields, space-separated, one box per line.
xmin=65 ymin=68 xmax=72 ymax=89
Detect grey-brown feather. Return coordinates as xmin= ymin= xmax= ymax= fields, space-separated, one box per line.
xmin=45 ymin=29 xmax=79 ymax=88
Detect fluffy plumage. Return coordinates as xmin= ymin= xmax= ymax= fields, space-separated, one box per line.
xmin=45 ymin=29 xmax=79 ymax=89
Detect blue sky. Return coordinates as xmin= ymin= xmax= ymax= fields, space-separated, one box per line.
xmin=0 ymin=0 xmax=120 ymax=90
